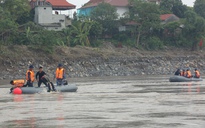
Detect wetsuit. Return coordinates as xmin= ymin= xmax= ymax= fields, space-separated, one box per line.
xmin=174 ymin=69 xmax=181 ymax=75
xmin=36 ymin=71 xmax=47 ymax=87
xmin=41 ymin=77 xmax=56 ymax=92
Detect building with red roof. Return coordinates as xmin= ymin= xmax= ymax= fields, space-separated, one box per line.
xmin=78 ymin=0 xmax=130 ymax=18
xmin=30 ymin=0 xmax=76 ymax=31
xmin=81 ymin=0 xmax=129 ymax=9
xmin=160 ymin=14 xmax=179 ymax=24
xmin=78 ymin=0 xmax=161 ymax=18
xmin=30 ymin=0 xmax=76 ymax=10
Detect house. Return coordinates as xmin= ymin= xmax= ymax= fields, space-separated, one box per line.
xmin=160 ymin=14 xmax=181 ymax=37
xmin=160 ymin=14 xmax=179 ymax=24
xmin=77 ymin=0 xmax=129 ymax=19
xmin=30 ymin=0 xmax=76 ymax=31
xmin=78 ymin=0 xmax=161 ymax=18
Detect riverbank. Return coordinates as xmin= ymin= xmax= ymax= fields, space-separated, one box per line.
xmin=0 ymin=44 xmax=204 ymax=80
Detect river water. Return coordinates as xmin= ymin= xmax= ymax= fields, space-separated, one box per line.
xmin=0 ymin=76 xmax=205 ymax=128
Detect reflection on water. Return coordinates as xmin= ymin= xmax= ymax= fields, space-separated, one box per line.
xmin=13 ymin=95 xmax=23 ymax=102
xmin=181 ymin=83 xmax=201 ymax=94
xmin=0 ymin=76 xmax=205 ymax=128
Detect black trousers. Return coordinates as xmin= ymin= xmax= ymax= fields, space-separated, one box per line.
xmin=38 ymin=80 xmax=47 ymax=87
xmin=25 ymin=81 xmax=33 ymax=87
xmin=41 ymin=77 xmax=56 ymax=91
xmin=47 ymin=82 xmax=56 ymax=92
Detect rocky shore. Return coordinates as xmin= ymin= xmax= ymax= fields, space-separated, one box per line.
xmin=0 ymin=44 xmax=205 ymax=80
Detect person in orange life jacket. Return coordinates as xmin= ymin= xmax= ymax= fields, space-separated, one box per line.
xmin=41 ymin=76 xmax=56 ymax=92
xmin=55 ymin=64 xmax=66 ymax=86
xmin=182 ymin=69 xmax=186 ymax=77
xmin=36 ymin=66 xmax=47 ymax=87
xmin=186 ymin=68 xmax=192 ymax=78
xmin=25 ymin=65 xmax=35 ymax=87
xmin=10 ymin=79 xmax=26 ymax=93
xmin=194 ymin=68 xmax=200 ymax=78
xmin=179 ymin=69 xmax=183 ymax=76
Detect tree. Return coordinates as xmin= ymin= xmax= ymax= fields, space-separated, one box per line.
xmin=90 ymin=2 xmax=118 ymax=36
xmin=129 ymin=0 xmax=161 ymax=47
xmin=194 ymin=0 xmax=205 ymax=19
xmin=2 ymin=0 xmax=31 ymax=24
xmin=183 ymin=10 xmax=205 ymax=50
xmin=160 ymin=0 xmax=188 ymax=18
xmin=70 ymin=21 xmax=92 ymax=46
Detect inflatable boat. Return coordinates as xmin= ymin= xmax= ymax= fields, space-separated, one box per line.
xmin=169 ymin=76 xmax=203 ymax=82
xmin=12 ymin=84 xmax=78 ymax=94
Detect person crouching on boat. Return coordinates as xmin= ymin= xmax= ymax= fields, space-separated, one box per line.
xmin=186 ymin=69 xmax=192 ymax=78
xmin=10 ymin=79 xmax=26 ymax=93
xmin=194 ymin=68 xmax=200 ymax=78
xmin=41 ymin=76 xmax=56 ymax=92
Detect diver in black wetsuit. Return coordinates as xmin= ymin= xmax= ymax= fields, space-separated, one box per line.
xmin=41 ymin=76 xmax=56 ymax=92
xmin=36 ymin=66 xmax=47 ymax=87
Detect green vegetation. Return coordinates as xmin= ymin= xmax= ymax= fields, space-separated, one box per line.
xmin=0 ymin=0 xmax=205 ymax=52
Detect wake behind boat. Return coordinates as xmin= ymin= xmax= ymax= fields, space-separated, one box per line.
xmin=169 ymin=75 xmax=203 ymax=82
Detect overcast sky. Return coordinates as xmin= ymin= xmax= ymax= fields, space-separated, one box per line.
xmin=68 ymin=0 xmax=195 ymax=9
xmin=181 ymin=0 xmax=195 ymax=7
xmin=68 ymin=0 xmax=89 ymax=10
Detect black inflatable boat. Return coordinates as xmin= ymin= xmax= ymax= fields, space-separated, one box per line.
xmin=169 ymin=76 xmax=203 ymax=82
xmin=12 ymin=84 xmax=78 ymax=94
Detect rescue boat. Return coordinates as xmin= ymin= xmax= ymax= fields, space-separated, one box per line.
xmin=12 ymin=84 xmax=78 ymax=94
xmin=169 ymin=75 xmax=203 ymax=82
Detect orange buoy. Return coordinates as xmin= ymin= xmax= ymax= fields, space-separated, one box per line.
xmin=13 ymin=88 xmax=22 ymax=95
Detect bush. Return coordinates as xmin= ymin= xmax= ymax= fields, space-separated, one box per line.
xmin=90 ymin=39 xmax=103 ymax=47
xmin=113 ymin=32 xmax=135 ymax=47
xmin=145 ymin=36 xmax=164 ymax=50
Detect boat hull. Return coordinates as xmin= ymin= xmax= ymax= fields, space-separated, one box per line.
xmin=16 ymin=84 xmax=78 ymax=94
xmin=169 ymin=76 xmax=203 ymax=82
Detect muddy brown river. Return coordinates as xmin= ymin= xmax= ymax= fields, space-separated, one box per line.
xmin=0 ymin=76 xmax=205 ymax=128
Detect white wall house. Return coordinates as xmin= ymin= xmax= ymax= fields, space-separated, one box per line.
xmin=34 ymin=5 xmax=67 ymax=31
xmin=30 ymin=0 xmax=75 ymax=31
xmin=78 ymin=0 xmax=129 ymax=19
xmin=78 ymin=0 xmax=161 ymax=19
xmin=78 ymin=0 xmax=161 ymax=32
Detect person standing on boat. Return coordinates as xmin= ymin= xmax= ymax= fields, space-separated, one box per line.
xmin=25 ymin=65 xmax=35 ymax=87
xmin=36 ymin=66 xmax=47 ymax=87
xmin=186 ymin=69 xmax=192 ymax=78
xmin=9 ymin=79 xmax=26 ymax=93
xmin=194 ymin=68 xmax=200 ymax=78
xmin=55 ymin=64 xmax=66 ymax=86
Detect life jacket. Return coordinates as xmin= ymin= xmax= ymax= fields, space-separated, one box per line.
xmin=13 ymin=79 xmax=25 ymax=87
xmin=26 ymin=70 xmax=35 ymax=82
xmin=195 ymin=70 xmax=200 ymax=78
xmin=186 ymin=70 xmax=192 ymax=78
xmin=56 ymin=68 xmax=65 ymax=79
xmin=180 ymin=71 xmax=183 ymax=76
xmin=182 ymin=71 xmax=186 ymax=76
